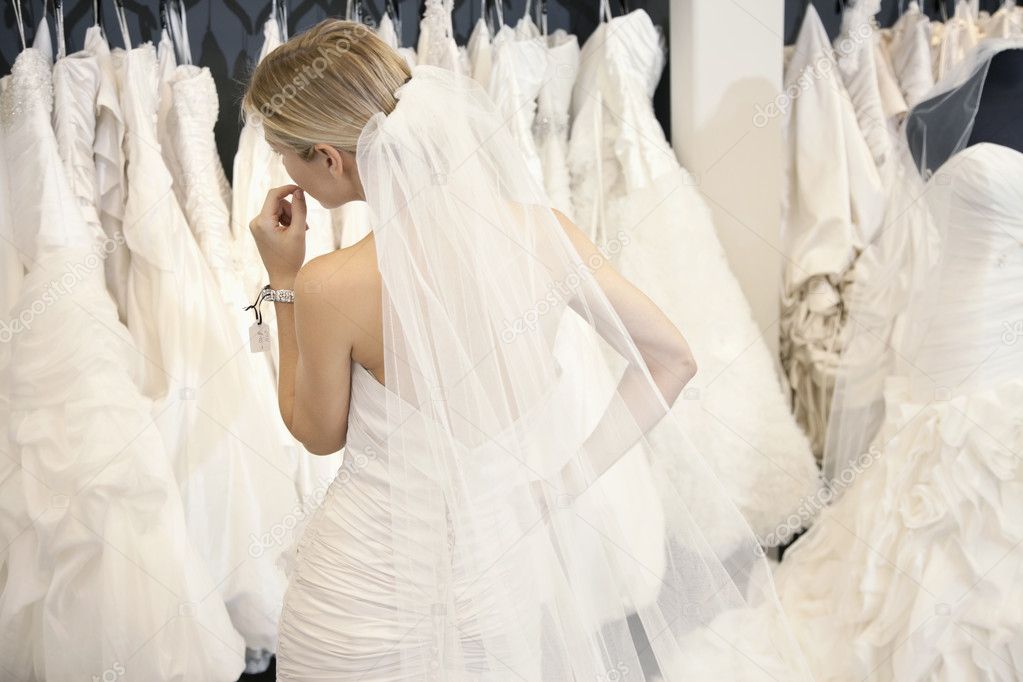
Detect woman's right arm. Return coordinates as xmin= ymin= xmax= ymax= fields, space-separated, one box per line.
xmin=552 ymin=208 xmax=697 ymax=404
xmin=543 ymin=209 xmax=698 ymax=499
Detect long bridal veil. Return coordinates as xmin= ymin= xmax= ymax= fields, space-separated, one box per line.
xmin=354 ymin=64 xmax=811 ymax=679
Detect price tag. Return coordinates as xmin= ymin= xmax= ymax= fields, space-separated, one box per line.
xmin=249 ymin=322 xmax=272 ymax=353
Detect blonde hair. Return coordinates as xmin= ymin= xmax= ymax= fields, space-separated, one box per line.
xmin=242 ymin=19 xmax=411 ymax=159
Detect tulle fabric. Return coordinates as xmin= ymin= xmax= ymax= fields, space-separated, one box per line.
xmin=277 ymin=63 xmax=812 ymax=680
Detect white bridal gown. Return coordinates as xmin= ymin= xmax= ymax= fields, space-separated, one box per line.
xmin=775 ymin=143 xmax=1023 ymax=682
xmin=570 ymin=8 xmax=821 ymax=542
xmin=117 ymin=37 xmax=301 ymax=657
xmin=84 ymin=23 xmax=132 ymax=325
xmin=534 ymin=28 xmax=579 ymax=217
xmin=0 ymin=38 xmax=246 ymax=681
xmin=780 ymin=6 xmax=884 ymax=464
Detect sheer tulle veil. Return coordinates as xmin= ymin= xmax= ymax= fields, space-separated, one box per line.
xmin=354 ymin=63 xmax=812 ymax=679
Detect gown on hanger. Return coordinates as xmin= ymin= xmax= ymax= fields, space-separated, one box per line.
xmin=780 ymin=6 xmax=884 ymax=466
xmin=534 ymin=28 xmax=579 ymax=218
xmin=377 ymin=13 xmax=417 ymax=70
xmin=984 ymin=1 xmax=1023 ymax=39
xmin=888 ymin=1 xmax=937 ymax=108
xmin=83 ymin=23 xmax=132 ymax=326
xmin=466 ymin=15 xmax=492 ymax=88
xmin=417 ymin=0 xmax=466 ymax=74
xmin=116 ymin=37 xmax=303 ymax=656
xmin=161 ymin=52 xmax=332 ymax=584
xmin=0 ymin=36 xmax=247 ymax=681
xmin=936 ymin=1 xmax=980 ymax=80
xmin=570 ymin=8 xmax=821 ymax=542
xmin=487 ymin=20 xmax=548 ymax=189
xmin=775 ymin=142 xmax=1023 ymax=682
xmin=0 ymin=39 xmax=34 ymax=682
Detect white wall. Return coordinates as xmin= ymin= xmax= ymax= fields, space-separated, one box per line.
xmin=669 ymin=0 xmax=785 ymax=361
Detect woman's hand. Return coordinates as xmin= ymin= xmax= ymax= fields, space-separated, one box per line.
xmin=250 ymin=184 xmax=308 ymax=283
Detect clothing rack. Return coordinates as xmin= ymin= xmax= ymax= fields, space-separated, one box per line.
xmin=783 ymin=0 xmax=1009 ymax=44
xmin=0 ymin=0 xmax=669 ymax=181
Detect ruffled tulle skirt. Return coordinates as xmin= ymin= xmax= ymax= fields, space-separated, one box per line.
xmin=775 ymin=375 xmax=1023 ymax=682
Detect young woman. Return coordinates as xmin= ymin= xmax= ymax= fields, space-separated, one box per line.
xmin=244 ymin=18 xmax=810 ymax=681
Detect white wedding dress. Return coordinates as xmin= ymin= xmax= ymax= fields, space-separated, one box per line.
xmin=161 ymin=52 xmax=331 ymax=532
xmin=570 ymin=8 xmax=821 ymax=542
xmin=487 ymin=22 xmax=547 ymax=188
xmin=83 ymin=23 xmax=132 ymax=325
xmin=0 ymin=36 xmax=247 ymax=681
xmin=775 ymin=142 xmax=1023 ymax=682
xmin=534 ymin=28 xmax=578 ymax=217
xmin=888 ymin=2 xmax=937 ymax=108
xmin=115 ymin=33 xmax=302 ymax=656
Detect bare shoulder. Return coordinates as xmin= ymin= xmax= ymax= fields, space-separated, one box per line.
xmin=293 ymin=232 xmax=383 ymax=368
xmin=295 ymin=232 xmax=380 ymax=302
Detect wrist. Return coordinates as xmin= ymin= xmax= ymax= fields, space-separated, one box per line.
xmin=269 ymin=273 xmax=297 ymax=290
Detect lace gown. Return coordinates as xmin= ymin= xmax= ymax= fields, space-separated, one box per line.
xmin=117 ymin=39 xmax=302 ymax=656
xmin=775 ymin=143 xmax=1023 ymax=682
xmin=570 ymin=9 xmax=821 ymax=542
xmin=0 ymin=42 xmax=246 ymax=681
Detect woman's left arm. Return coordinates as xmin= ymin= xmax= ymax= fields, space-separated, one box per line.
xmin=251 ymin=185 xmax=352 ymax=456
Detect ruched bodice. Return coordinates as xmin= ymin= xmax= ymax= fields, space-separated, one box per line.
xmin=277 ymin=361 xmax=554 ymax=680
xmin=914 ymin=143 xmax=1023 ymax=388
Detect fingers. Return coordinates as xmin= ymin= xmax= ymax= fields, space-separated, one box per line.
xmin=259 ymin=184 xmax=299 ymax=221
xmin=292 ymin=188 xmax=307 ymax=226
